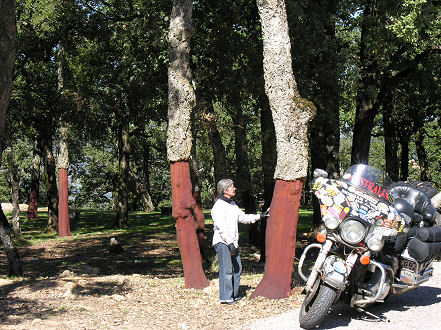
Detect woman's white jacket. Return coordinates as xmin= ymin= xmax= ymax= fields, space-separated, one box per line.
xmin=211 ymin=198 xmax=260 ymax=248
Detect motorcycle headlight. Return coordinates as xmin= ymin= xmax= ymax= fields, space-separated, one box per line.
xmin=340 ymin=219 xmax=366 ymax=244
xmin=323 ymin=214 xmax=339 ymax=230
xmin=367 ymin=235 xmax=384 ymax=252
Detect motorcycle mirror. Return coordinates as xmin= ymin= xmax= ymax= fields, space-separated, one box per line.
xmin=313 ymin=169 xmax=328 ymax=178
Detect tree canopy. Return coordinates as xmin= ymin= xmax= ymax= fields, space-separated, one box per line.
xmin=0 ymin=0 xmax=439 ymax=215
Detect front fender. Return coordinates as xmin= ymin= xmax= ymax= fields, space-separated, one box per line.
xmin=322 ymin=252 xmax=359 ymax=290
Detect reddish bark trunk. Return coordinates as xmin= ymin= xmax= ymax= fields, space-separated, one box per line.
xmin=250 ymin=179 xmax=303 ymax=299
xmin=192 ymin=190 xmax=205 ymax=246
xmin=26 ymin=189 xmax=39 ymax=220
xmin=171 ymin=161 xmax=209 ymax=289
xmin=58 ymin=168 xmax=71 ymax=237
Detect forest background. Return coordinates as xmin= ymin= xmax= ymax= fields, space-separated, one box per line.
xmin=0 ymin=0 xmax=440 ymax=232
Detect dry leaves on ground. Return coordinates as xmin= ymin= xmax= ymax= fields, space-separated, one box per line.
xmin=0 ymin=232 xmax=306 ymax=330
xmin=1 ymin=274 xmax=303 ymax=329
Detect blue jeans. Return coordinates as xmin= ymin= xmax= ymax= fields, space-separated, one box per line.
xmin=214 ymin=243 xmax=242 ymax=302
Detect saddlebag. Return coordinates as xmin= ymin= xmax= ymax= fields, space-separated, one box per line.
xmin=415 ymin=226 xmax=441 ymax=242
xmin=407 ymin=237 xmax=441 ymax=262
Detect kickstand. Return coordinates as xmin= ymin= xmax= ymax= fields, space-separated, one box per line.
xmin=356 ymin=307 xmax=387 ymax=322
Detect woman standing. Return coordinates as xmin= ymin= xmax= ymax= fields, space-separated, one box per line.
xmin=211 ymin=179 xmax=268 ymax=304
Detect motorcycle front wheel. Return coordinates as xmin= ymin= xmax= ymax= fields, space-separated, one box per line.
xmin=299 ymin=280 xmax=339 ymax=329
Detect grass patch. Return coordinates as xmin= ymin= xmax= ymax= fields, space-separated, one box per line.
xmin=1 ymin=207 xmax=315 ymax=279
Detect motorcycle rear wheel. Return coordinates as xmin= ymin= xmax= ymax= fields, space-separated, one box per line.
xmin=299 ymin=281 xmax=339 ymax=329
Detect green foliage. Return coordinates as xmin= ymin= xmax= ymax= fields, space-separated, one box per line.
xmin=191 ymin=0 xmax=265 ymax=208
xmin=70 ymin=142 xmax=117 ymax=209
xmin=139 ymin=121 xmax=170 ymax=208
xmin=11 ymin=207 xmax=313 ymax=245
xmin=6 ymin=0 xmax=441 ymax=215
xmin=0 ymin=139 xmax=34 ymax=203
xmin=10 ymin=209 xmax=176 ymax=244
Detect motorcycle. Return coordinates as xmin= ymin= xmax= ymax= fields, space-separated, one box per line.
xmin=298 ymin=164 xmax=441 ymax=329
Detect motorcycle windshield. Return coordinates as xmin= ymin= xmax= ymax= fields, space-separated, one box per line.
xmin=342 ymin=164 xmax=393 ymax=201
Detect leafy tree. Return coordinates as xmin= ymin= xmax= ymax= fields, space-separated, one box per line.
xmin=391 ymin=58 xmax=441 ymax=183
xmin=286 ymin=0 xmax=341 ymax=229
xmin=12 ymin=0 xmax=71 ymax=233
xmin=192 ymin=0 xmax=266 ymax=199
xmin=288 ymin=0 xmax=340 ymax=178
xmin=351 ymin=0 xmax=441 ymax=164
xmin=67 ymin=0 xmax=170 ymax=225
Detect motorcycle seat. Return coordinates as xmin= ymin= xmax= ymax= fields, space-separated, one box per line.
xmin=407 ymin=237 xmax=441 ymax=262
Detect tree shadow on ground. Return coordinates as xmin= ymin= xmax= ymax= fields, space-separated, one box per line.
xmin=2 ymin=209 xmax=313 ymax=280
xmin=1 ymin=230 xmax=186 ymax=279
xmin=0 ymin=277 xmax=130 ymax=326
xmin=0 ymin=294 xmax=64 ymax=326
xmin=1 ymin=208 xmax=305 ymax=284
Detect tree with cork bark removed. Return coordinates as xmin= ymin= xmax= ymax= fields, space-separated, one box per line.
xmin=250 ymin=0 xmax=316 ymax=299
xmin=166 ymin=0 xmax=209 ymax=289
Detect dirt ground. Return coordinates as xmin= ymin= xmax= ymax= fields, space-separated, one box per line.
xmin=0 ymin=229 xmax=305 ymax=330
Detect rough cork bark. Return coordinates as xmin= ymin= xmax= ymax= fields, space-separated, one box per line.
xmin=0 ymin=0 xmax=16 ymax=153
xmin=167 ymin=0 xmax=209 ymax=289
xmin=251 ymin=0 xmax=315 ymax=299
xmin=166 ymin=0 xmax=195 ymax=162
xmin=0 ymin=0 xmax=22 ymax=277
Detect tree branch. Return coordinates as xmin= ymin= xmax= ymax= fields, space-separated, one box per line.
xmin=372 ymin=46 xmax=441 ymax=115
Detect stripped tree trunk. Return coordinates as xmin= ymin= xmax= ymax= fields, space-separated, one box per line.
xmin=26 ymin=138 xmax=42 ymax=220
xmin=167 ymin=0 xmax=209 ymax=289
xmin=251 ymin=0 xmax=316 ymax=299
xmin=57 ymin=44 xmax=71 ymax=237
xmin=0 ymin=0 xmax=22 ymax=276
xmin=58 ymin=122 xmax=71 ymax=236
